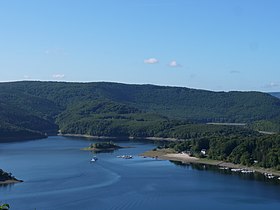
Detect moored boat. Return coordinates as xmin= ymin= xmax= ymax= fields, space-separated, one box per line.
xmin=90 ymin=157 xmax=98 ymax=162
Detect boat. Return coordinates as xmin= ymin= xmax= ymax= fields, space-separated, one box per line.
xmin=90 ymin=157 xmax=98 ymax=162
xmin=241 ymin=169 xmax=255 ymax=174
xmin=231 ymin=168 xmax=242 ymax=172
xmin=219 ymin=167 xmax=229 ymax=170
xmin=117 ymin=155 xmax=133 ymax=159
xmin=264 ymin=173 xmax=275 ymax=179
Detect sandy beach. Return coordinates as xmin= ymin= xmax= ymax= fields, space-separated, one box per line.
xmin=162 ymin=153 xmax=199 ymax=161
xmin=140 ymin=149 xmax=280 ymax=177
xmin=0 ymin=179 xmax=23 ymax=185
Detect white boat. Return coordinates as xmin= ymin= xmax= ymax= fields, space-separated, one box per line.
xmin=241 ymin=169 xmax=255 ymax=174
xmin=90 ymin=157 xmax=98 ymax=162
xmin=231 ymin=168 xmax=242 ymax=172
xmin=264 ymin=173 xmax=275 ymax=179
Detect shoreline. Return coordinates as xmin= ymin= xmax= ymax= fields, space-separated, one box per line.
xmin=82 ymin=147 xmax=119 ymax=151
xmin=0 ymin=179 xmax=23 ymax=185
xmin=140 ymin=149 xmax=280 ymax=177
xmin=61 ymin=134 xmax=280 ymax=177
xmin=60 ymin=133 xmax=184 ymax=141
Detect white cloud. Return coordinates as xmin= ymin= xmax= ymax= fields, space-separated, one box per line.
xmin=144 ymin=58 xmax=159 ymax=64
xmin=52 ymin=74 xmax=65 ymax=79
xmin=168 ymin=60 xmax=181 ymax=67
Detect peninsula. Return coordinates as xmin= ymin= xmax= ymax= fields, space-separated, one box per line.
xmin=141 ymin=148 xmax=280 ymax=177
xmin=0 ymin=169 xmax=22 ymax=185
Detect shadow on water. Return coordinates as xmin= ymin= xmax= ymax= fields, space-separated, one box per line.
xmin=90 ymin=150 xmax=115 ymax=154
xmin=0 ymin=183 xmax=16 ymax=190
xmin=169 ymin=160 xmax=280 ymax=185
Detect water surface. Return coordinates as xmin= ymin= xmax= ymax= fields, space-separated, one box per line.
xmin=0 ymin=136 xmax=280 ymax=210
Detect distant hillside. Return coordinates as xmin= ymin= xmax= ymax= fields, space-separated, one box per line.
xmin=1 ymin=81 xmax=280 ymax=141
xmin=270 ymin=92 xmax=280 ymax=99
xmin=3 ymin=81 xmax=280 ymax=122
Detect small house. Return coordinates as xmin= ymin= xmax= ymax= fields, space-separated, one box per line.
xmin=201 ymin=149 xmax=207 ymax=156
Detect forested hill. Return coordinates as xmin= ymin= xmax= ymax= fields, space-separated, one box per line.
xmin=1 ymin=81 xmax=280 ymax=141
xmin=2 ymin=81 xmax=280 ymax=122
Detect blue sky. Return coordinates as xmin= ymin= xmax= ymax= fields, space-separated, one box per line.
xmin=0 ymin=0 xmax=279 ymax=91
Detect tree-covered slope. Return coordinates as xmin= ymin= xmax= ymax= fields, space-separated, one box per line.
xmin=56 ymin=99 xmax=260 ymax=140
xmin=3 ymin=81 xmax=280 ymax=123
xmin=1 ymin=81 xmax=280 ymax=140
xmin=0 ymin=90 xmax=59 ymax=138
xmin=0 ymin=121 xmax=46 ymax=141
xmin=56 ymin=100 xmax=172 ymax=137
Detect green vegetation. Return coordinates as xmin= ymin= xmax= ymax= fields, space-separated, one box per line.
xmin=166 ymin=133 xmax=280 ymax=170
xmin=0 ymin=169 xmax=18 ymax=182
xmin=3 ymin=81 xmax=280 ymax=124
xmin=1 ymin=81 xmax=280 ymax=141
xmin=0 ymin=122 xmax=46 ymax=141
xmin=0 ymin=203 xmax=10 ymax=210
xmin=90 ymin=142 xmax=121 ymax=150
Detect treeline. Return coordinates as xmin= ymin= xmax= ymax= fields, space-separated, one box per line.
xmin=167 ymin=134 xmax=280 ymax=170
xmin=90 ymin=142 xmax=120 ymax=149
xmin=0 ymin=169 xmax=17 ymax=182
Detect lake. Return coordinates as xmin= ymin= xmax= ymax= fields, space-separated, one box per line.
xmin=0 ymin=136 xmax=280 ymax=210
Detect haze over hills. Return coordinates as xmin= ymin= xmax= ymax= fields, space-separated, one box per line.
xmin=1 ymin=81 xmax=280 ymax=141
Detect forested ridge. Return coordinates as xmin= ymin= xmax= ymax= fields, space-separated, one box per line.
xmin=0 ymin=81 xmax=280 ymax=141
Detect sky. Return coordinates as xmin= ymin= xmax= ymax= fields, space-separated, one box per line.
xmin=0 ymin=0 xmax=280 ymax=92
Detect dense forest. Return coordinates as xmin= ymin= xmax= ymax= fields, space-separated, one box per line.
xmin=0 ymin=122 xmax=46 ymax=141
xmin=166 ymin=133 xmax=280 ymax=170
xmin=2 ymin=81 xmax=280 ymax=123
xmin=0 ymin=81 xmax=280 ymax=142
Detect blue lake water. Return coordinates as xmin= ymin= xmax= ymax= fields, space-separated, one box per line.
xmin=0 ymin=136 xmax=280 ymax=210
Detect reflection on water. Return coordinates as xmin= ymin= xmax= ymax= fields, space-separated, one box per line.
xmin=91 ymin=149 xmax=115 ymax=154
xmin=169 ymin=160 xmax=280 ymax=185
xmin=0 ymin=183 xmax=15 ymax=189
